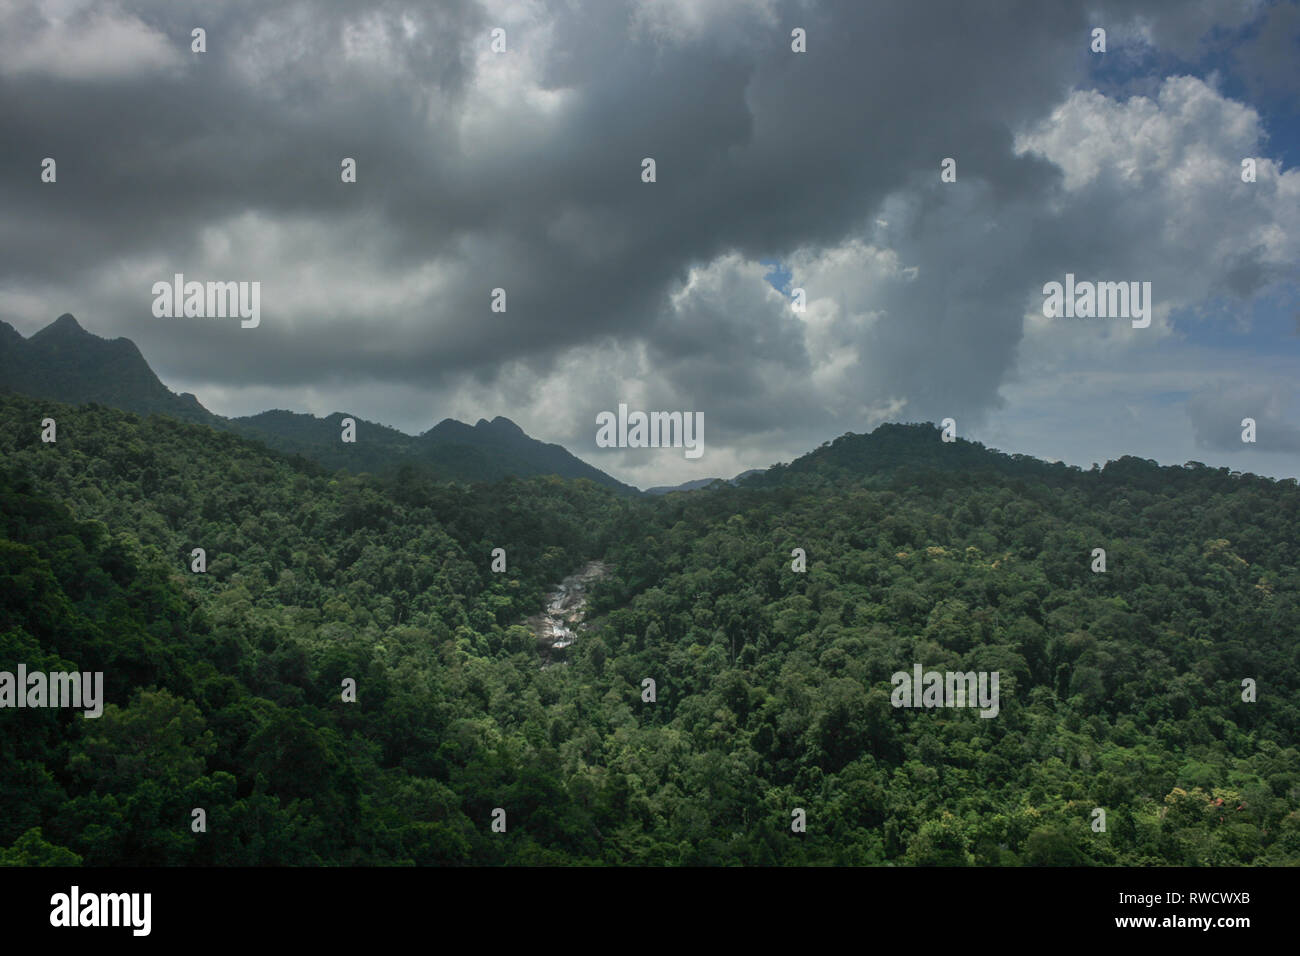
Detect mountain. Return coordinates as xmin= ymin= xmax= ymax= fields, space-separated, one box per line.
xmin=737 ymin=422 xmax=1274 ymax=503
xmin=230 ymin=408 xmax=640 ymax=493
xmin=226 ymin=409 xmax=423 ymax=471
xmin=639 ymin=425 xmax=1064 ymax=496
xmin=419 ymin=415 xmax=638 ymax=491
xmin=0 ymin=314 xmax=220 ymax=425
xmin=4 ymin=387 xmax=1297 ymax=867
xmin=1 ymin=314 xmax=638 ymax=493
xmin=4 ymin=329 xmax=1298 ymax=871
xmin=644 ymin=468 xmax=765 ymax=495
xmin=744 ymin=423 xmax=1079 ymax=489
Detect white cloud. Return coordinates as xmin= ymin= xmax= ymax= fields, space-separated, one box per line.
xmin=0 ymin=1 xmax=181 ymax=80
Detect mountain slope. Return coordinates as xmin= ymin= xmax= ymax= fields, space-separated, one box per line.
xmin=229 ymin=409 xmax=639 ymax=492
xmin=0 ymin=389 xmax=626 ymax=864
xmin=645 ymin=469 xmax=765 ymax=495
xmin=2 ymin=390 xmax=1298 ymax=866
xmin=0 ymin=314 xmax=220 ymax=425
xmin=418 ymin=415 xmax=637 ymax=491
xmin=744 ymin=422 xmax=1264 ymax=499
xmin=1 ymin=315 xmax=638 ymax=493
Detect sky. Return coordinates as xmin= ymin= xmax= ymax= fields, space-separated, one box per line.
xmin=2 ymin=0 xmax=1298 ymax=490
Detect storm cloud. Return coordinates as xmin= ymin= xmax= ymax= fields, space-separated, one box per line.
xmin=2 ymin=0 xmax=1298 ymax=487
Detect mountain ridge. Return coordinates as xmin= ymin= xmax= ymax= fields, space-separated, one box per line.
xmin=6 ymin=314 xmax=1253 ymax=497
xmin=0 ymin=314 xmax=638 ymax=493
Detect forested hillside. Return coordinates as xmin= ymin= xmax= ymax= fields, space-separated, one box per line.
xmin=1 ymin=393 xmax=1297 ymax=865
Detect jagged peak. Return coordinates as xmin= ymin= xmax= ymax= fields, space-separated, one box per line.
xmin=422 ymin=417 xmax=475 ymax=438
xmin=31 ymin=313 xmax=91 ymax=340
xmin=478 ymin=416 xmax=524 ymax=434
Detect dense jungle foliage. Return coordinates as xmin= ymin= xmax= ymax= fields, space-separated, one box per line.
xmin=1 ymin=393 xmax=1297 ymax=865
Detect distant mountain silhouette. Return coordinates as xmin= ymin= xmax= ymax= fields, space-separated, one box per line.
xmin=0 ymin=314 xmax=639 ymax=493
xmin=0 ymin=314 xmax=220 ymax=425
xmin=229 ymin=409 xmax=639 ymax=492
xmin=644 ymin=469 xmax=765 ymax=495
xmin=744 ymin=423 xmax=1066 ymax=489
xmin=741 ymin=421 xmax=1235 ymax=494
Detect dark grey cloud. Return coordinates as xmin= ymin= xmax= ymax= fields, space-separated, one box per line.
xmin=1188 ymin=382 xmax=1300 ymax=454
xmin=1 ymin=0 xmax=1297 ymax=486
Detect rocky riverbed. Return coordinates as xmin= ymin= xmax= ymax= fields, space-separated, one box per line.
xmin=528 ymin=560 xmax=608 ymax=666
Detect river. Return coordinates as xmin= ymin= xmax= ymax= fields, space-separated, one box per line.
xmin=529 ymin=560 xmax=609 ymax=666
